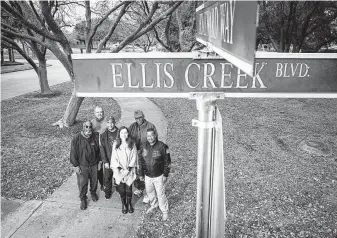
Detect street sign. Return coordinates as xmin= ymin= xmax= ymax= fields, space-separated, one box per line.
xmin=71 ymin=51 xmax=337 ymax=238
xmin=72 ymin=52 xmax=337 ymax=98
xmin=196 ymin=1 xmax=258 ymax=77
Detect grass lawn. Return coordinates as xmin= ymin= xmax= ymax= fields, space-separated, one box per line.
xmin=137 ymin=98 xmax=337 ymax=238
xmin=1 ymin=82 xmax=121 ymax=200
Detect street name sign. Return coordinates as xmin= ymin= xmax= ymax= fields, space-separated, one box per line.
xmin=196 ymin=1 xmax=258 ymax=77
xmin=72 ymin=52 xmax=337 ymax=98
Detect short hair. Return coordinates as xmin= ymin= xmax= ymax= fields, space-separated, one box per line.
xmin=147 ymin=128 xmax=155 ymax=133
xmin=147 ymin=128 xmax=157 ymax=138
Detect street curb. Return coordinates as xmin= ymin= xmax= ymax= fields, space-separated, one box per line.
xmin=1 ymin=64 xmax=52 ymax=74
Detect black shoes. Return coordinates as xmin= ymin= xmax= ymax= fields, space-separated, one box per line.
xmin=105 ymin=193 xmax=112 ymax=200
xmin=91 ymin=193 xmax=99 ymax=202
xmin=127 ymin=197 xmax=134 ymax=213
xmin=80 ymin=199 xmax=87 ymax=210
xmin=121 ymin=197 xmax=128 ymax=214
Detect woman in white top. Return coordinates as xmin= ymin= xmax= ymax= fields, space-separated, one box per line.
xmin=110 ymin=126 xmax=138 ymax=214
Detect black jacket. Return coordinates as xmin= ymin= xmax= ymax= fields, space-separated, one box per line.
xmin=99 ymin=127 xmax=118 ymax=164
xmin=129 ymin=120 xmax=156 ymax=150
xmin=70 ymin=132 xmax=100 ymax=167
xmin=139 ymin=140 xmax=170 ymax=178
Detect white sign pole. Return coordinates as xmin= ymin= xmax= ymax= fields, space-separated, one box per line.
xmin=191 ymin=93 xmax=226 ymax=238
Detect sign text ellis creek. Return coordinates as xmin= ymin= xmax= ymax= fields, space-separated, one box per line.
xmin=73 ymin=57 xmax=337 ymax=93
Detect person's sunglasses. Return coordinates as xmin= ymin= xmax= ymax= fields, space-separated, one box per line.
xmin=85 ymin=125 xmax=92 ymax=129
xmin=135 ymin=117 xmax=142 ymax=120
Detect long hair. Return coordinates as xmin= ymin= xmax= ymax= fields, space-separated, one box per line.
xmin=115 ymin=126 xmax=134 ymax=150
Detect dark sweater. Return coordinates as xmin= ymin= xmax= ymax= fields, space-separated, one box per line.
xmin=129 ymin=119 xmax=156 ymax=150
xmin=99 ymin=127 xmax=118 ymax=164
xmin=139 ymin=140 xmax=170 ymax=178
xmin=70 ymin=132 xmax=100 ymax=167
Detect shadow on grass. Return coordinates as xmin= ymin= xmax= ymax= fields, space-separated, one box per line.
xmin=23 ymin=90 xmax=63 ymax=99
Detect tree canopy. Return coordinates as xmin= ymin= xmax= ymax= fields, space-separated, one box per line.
xmin=258 ymin=1 xmax=337 ymax=52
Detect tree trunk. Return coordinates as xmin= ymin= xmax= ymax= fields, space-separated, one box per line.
xmin=8 ymin=48 xmax=13 ymax=62
xmin=1 ymin=49 xmax=4 ymax=64
xmin=37 ymin=58 xmax=52 ymax=94
xmin=53 ymin=88 xmax=84 ymax=128
xmin=12 ymin=49 xmax=15 ymax=62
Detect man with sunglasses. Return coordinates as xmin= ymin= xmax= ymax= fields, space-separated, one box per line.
xmin=70 ymin=121 xmax=101 ymax=210
xmin=129 ymin=110 xmax=157 ymax=200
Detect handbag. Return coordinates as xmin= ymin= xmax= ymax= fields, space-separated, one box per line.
xmin=134 ymin=178 xmax=145 ymax=190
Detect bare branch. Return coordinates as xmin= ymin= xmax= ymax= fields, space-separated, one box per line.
xmin=29 ymin=1 xmax=45 ymax=27
xmin=2 ymin=35 xmax=38 ymax=73
xmin=85 ymin=1 xmax=92 ymax=52
xmin=1 ymin=27 xmax=50 ymax=49
xmin=2 ymin=22 xmax=21 ymax=34
xmin=133 ymin=2 xmax=182 ymax=41
xmin=2 ymin=1 xmax=61 ymax=42
xmin=96 ymin=2 xmax=130 ymax=53
xmin=154 ymin=26 xmax=172 ymax=51
xmin=39 ymin=1 xmax=71 ymax=54
xmin=114 ymin=2 xmax=159 ymax=51
xmin=88 ymin=1 xmax=127 ymax=44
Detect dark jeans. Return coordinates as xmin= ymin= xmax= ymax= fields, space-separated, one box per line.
xmin=116 ymin=183 xmax=132 ymax=198
xmin=77 ymin=164 xmax=98 ymax=201
xmin=104 ymin=168 xmax=113 ymax=195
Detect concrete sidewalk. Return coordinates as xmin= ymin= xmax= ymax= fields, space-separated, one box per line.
xmin=1 ymin=97 xmax=168 ymax=238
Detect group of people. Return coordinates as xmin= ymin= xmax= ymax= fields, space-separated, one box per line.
xmin=70 ymin=106 xmax=171 ymax=221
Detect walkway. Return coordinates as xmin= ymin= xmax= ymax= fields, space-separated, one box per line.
xmin=1 ymin=59 xmax=69 ymax=101
xmin=1 ymin=69 xmax=168 ymax=238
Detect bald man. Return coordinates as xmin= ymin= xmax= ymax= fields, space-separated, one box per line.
xmin=91 ymin=106 xmax=107 ymax=191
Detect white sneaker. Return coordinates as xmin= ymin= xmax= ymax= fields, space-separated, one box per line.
xmin=162 ymin=213 xmax=169 ymax=221
xmin=142 ymin=195 xmax=149 ymax=204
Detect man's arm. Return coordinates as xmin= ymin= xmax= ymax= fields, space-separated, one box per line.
xmin=138 ymin=145 xmax=146 ymax=178
xmin=70 ymin=137 xmax=79 ymax=167
xmin=99 ymin=133 xmax=108 ymax=164
xmin=162 ymin=144 xmax=170 ymax=178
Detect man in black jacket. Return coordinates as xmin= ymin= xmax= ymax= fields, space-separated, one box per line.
xmin=139 ymin=128 xmax=171 ymax=221
xmin=99 ymin=116 xmax=118 ymax=199
xmin=70 ymin=121 xmax=100 ymax=210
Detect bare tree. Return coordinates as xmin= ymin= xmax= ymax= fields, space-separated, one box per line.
xmin=2 ymin=0 xmax=183 ymax=128
xmin=258 ymin=1 xmax=337 ymax=52
xmin=153 ymin=1 xmax=197 ymax=52
xmin=1 ymin=1 xmax=52 ymax=94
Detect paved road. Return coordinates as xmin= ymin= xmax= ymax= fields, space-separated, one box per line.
xmin=1 ymin=59 xmax=70 ymax=101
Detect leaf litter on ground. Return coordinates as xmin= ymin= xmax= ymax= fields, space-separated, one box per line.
xmin=1 ymin=82 xmax=121 ymax=200
xmin=136 ymin=98 xmax=337 ymax=238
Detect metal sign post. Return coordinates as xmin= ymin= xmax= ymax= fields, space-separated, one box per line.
xmin=191 ymin=93 xmax=226 ymax=238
